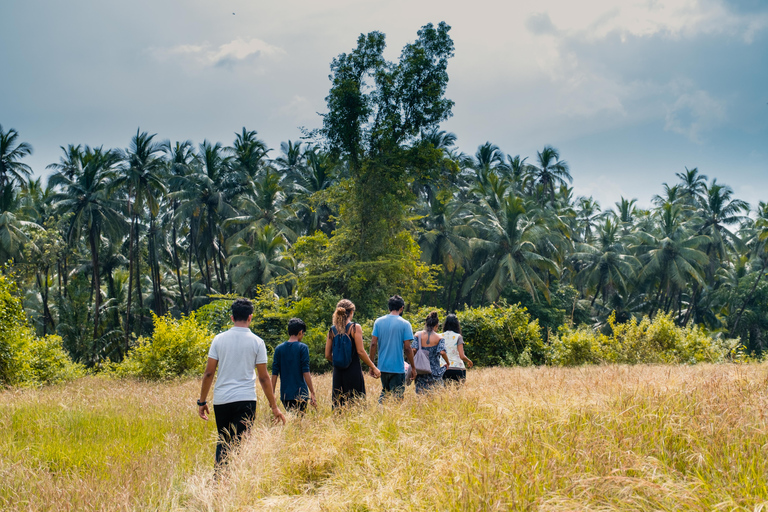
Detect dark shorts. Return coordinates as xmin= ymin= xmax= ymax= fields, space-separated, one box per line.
xmin=282 ymin=399 xmax=308 ymax=413
xmin=443 ymin=368 xmax=466 ymax=383
xmin=213 ymin=400 xmax=257 ymax=467
xmin=379 ymin=372 xmax=406 ymax=402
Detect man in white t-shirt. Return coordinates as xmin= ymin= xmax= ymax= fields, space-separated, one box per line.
xmin=198 ymin=298 xmax=286 ymax=467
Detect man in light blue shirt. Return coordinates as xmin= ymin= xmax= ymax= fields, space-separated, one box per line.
xmin=369 ymin=295 xmax=415 ymax=401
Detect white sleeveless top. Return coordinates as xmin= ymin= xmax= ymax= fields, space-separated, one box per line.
xmin=441 ymin=330 xmax=465 ymax=369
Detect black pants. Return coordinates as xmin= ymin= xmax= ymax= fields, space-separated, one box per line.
xmin=282 ymin=399 xmax=308 ymax=413
xmin=443 ymin=368 xmax=466 ymax=384
xmin=379 ymin=372 xmax=406 ymax=402
xmin=213 ymin=400 xmax=257 ymax=467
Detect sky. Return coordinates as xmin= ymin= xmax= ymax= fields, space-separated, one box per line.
xmin=1 ymin=0 xmax=767 ymax=210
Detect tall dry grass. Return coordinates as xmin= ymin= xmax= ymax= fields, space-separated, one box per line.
xmin=3 ymin=365 xmax=768 ymax=510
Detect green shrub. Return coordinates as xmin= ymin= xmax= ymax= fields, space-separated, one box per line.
xmin=195 ymin=289 xmax=340 ymax=373
xmin=114 ymin=313 xmax=213 ymax=379
xmin=0 ymin=273 xmax=83 ymax=386
xmin=456 ymin=303 xmax=544 ymax=366
xmin=402 ymin=303 xmax=543 ymax=367
xmin=546 ymin=312 xmax=743 ymax=366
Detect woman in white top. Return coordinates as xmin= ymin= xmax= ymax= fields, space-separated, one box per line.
xmin=441 ymin=314 xmax=473 ymax=383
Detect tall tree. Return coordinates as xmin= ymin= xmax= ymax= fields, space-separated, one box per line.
xmin=50 ymin=146 xmax=124 ymax=340
xmin=530 ymin=145 xmax=571 ymax=202
xmin=115 ymin=129 xmax=167 ymax=343
xmin=0 ymin=125 xmax=33 ymax=191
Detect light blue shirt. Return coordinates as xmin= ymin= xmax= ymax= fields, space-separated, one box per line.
xmin=372 ymin=314 xmax=414 ymax=373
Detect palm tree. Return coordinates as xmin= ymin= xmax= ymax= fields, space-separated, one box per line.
xmin=115 ymin=129 xmax=167 ymax=341
xmin=228 ymin=224 xmax=295 ymax=296
xmin=162 ymin=140 xmax=197 ymax=313
xmin=695 ymin=179 xmax=749 ymax=265
xmin=731 ymin=202 xmax=768 ymax=335
xmin=464 ymin=142 xmax=506 ymax=191
xmin=634 ymin=203 xmax=710 ymax=318
xmin=575 ymin=197 xmax=603 ymax=242
xmin=465 ymin=194 xmax=558 ymax=302
xmin=0 ymin=125 xmax=33 ymax=191
xmin=0 ymin=184 xmax=38 ymax=263
xmin=676 ymin=167 xmax=708 ymax=203
xmin=231 ymin=128 xmax=269 ymax=180
xmin=49 ymin=146 xmax=124 ymax=339
xmin=171 ymin=141 xmax=235 ymax=293
xmin=572 ymin=218 xmax=638 ymax=306
xmin=417 ymin=191 xmax=473 ymax=309
xmin=530 ymin=145 xmax=571 ymax=202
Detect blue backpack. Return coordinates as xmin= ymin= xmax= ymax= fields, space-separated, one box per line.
xmin=330 ymin=323 xmax=355 ymax=369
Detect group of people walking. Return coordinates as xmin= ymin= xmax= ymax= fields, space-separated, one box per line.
xmin=197 ymin=295 xmax=473 ymax=467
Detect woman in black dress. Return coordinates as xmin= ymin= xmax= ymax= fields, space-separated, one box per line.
xmin=325 ymin=299 xmax=381 ymax=408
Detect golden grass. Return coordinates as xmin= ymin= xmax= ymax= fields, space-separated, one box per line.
xmin=3 ymin=365 xmax=768 ymax=510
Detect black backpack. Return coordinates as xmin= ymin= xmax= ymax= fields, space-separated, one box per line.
xmin=330 ymin=323 xmax=355 ymax=369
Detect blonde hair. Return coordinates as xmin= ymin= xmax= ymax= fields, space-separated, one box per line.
xmin=333 ymin=299 xmax=355 ymax=334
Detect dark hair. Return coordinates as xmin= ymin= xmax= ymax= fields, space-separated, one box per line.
xmin=388 ymin=294 xmax=405 ymax=312
xmin=443 ymin=313 xmax=461 ymax=334
xmin=288 ymin=317 xmax=307 ymax=336
xmin=425 ymin=311 xmax=439 ymax=333
xmin=231 ymin=298 xmax=254 ymax=322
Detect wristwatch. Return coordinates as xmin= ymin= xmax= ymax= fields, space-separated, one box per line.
xmin=197 ymin=399 xmax=207 ymax=406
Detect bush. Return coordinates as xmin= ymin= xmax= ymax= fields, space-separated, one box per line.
xmin=403 ymin=303 xmax=544 ymax=367
xmin=546 ymin=312 xmax=743 ymax=366
xmin=195 ymin=289 xmax=340 ymax=373
xmin=114 ymin=313 xmax=213 ymax=379
xmin=0 ymin=273 xmax=83 ymax=386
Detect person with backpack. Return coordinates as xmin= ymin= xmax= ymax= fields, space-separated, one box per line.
xmin=411 ymin=311 xmax=449 ymax=394
xmin=271 ymin=318 xmax=316 ymax=414
xmin=440 ymin=313 xmax=473 ymax=384
xmin=369 ymin=295 xmax=416 ymax=402
xmin=325 ymin=299 xmax=380 ymax=408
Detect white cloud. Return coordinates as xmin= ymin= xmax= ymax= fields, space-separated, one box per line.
xmin=664 ymin=88 xmax=726 ymax=143
xmin=152 ymin=37 xmax=285 ymax=69
xmin=274 ymin=95 xmax=317 ymax=124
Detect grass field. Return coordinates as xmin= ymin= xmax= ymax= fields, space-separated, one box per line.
xmin=2 ymin=364 xmax=768 ymax=511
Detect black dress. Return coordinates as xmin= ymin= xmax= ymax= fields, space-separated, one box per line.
xmin=331 ymin=322 xmax=366 ymax=408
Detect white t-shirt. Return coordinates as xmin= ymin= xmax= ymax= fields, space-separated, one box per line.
xmin=207 ymin=326 xmax=268 ymax=405
xmin=441 ymin=330 xmax=465 ymax=369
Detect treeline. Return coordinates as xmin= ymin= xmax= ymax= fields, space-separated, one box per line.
xmin=0 ymin=21 xmax=766 ymax=368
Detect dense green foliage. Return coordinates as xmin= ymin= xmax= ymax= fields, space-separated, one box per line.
xmin=0 ymin=272 xmax=83 ymax=386
xmin=112 ymin=313 xmax=212 ymax=379
xmin=547 ymin=312 xmax=742 ymax=366
xmin=0 ymin=23 xmax=766 ymax=377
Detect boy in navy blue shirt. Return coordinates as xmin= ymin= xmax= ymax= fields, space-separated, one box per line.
xmin=271 ymin=318 xmax=316 ymax=413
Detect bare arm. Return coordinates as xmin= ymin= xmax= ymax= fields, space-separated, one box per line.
xmin=353 ymin=326 xmax=380 ymax=378
xmin=198 ymin=358 xmax=218 ymax=420
xmin=404 ymin=340 xmax=415 ymax=369
xmin=257 ymin=363 xmax=286 ymax=424
xmin=441 ymin=350 xmax=450 ymax=366
xmin=271 ymin=374 xmax=278 ymax=394
xmin=303 ymin=372 xmax=317 ymax=407
xmin=458 ymin=343 xmax=473 ymax=368
xmin=325 ymin=331 xmax=333 ymax=363
xmin=369 ymin=335 xmax=378 ymax=364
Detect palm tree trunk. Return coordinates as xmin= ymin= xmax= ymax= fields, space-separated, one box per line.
xmin=125 ymin=213 xmax=135 ymax=349
xmin=149 ymin=216 xmax=164 ymax=315
xmin=134 ymin=218 xmax=145 ymax=333
xmin=444 ymin=267 xmax=457 ymax=312
xmin=89 ymin=228 xmax=101 ymax=340
xmin=171 ymin=220 xmax=187 ymax=313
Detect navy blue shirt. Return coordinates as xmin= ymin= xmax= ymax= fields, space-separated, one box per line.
xmin=271 ymin=341 xmax=310 ymax=402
